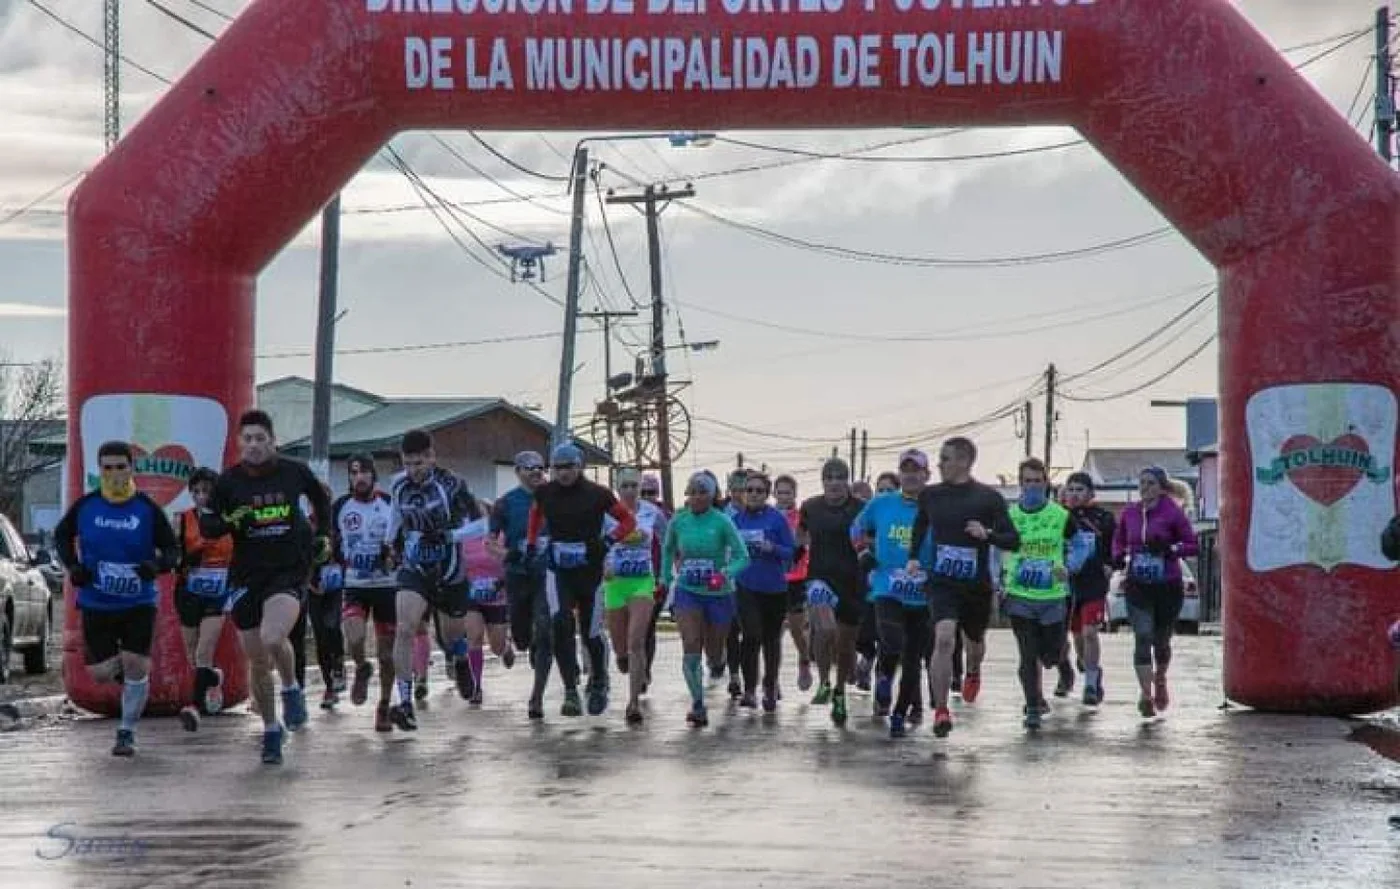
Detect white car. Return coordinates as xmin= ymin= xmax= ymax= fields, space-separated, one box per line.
xmin=1106 ymin=560 xmax=1201 ymax=635
xmin=0 ymin=513 xmax=53 ymax=681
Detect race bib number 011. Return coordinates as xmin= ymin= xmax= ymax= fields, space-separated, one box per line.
xmin=1016 ymin=559 xmax=1054 ymax=590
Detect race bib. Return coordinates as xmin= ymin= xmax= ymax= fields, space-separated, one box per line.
xmin=681 ymin=558 xmax=716 ymax=587
xmin=612 ymin=546 xmax=652 ymax=578
xmin=404 ymin=531 xmax=447 ymax=565
xmin=740 ymin=529 xmax=766 ymax=554
xmin=320 ymin=564 xmax=345 ymax=592
xmin=553 ymin=541 xmax=588 ymax=570
xmin=348 ymin=546 xmax=384 ymax=579
xmin=806 ymin=579 xmax=838 ymax=608
xmin=186 ymin=567 xmax=229 ymax=599
xmin=470 ymin=577 xmax=504 ymax=604
xmin=1067 ymin=530 xmax=1097 ymax=574
xmin=889 ymin=570 xmax=927 ymax=605
xmin=932 ymin=545 xmax=978 ymax=581
xmin=1016 ymin=558 xmax=1054 ymax=591
xmin=1129 ymin=553 xmax=1166 ymax=583
xmin=96 ymin=562 xmax=142 ymax=598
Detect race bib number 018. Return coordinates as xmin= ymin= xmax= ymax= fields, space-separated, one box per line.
xmin=553 ymin=541 xmax=588 ymax=570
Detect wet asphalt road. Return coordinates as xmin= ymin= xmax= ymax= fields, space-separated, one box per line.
xmin=1 ymin=632 xmax=1397 ymax=889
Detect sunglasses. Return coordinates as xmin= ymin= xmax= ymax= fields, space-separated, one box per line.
xmin=619 ymin=482 xmax=639 ymax=489
xmin=100 ymin=463 xmax=131 ymax=472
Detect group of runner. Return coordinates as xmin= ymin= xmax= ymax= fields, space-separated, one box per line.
xmin=54 ymin=410 xmax=1201 ymax=763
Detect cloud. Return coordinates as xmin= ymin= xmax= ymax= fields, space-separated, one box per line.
xmin=0 ymin=302 xmax=66 ymax=318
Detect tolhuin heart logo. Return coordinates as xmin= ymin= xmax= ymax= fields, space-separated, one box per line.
xmin=1262 ymin=433 xmax=1378 ymax=507
xmin=131 ymin=444 xmax=195 ymax=507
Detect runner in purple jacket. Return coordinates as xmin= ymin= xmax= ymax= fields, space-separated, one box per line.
xmin=1112 ymin=466 xmax=1199 ymax=719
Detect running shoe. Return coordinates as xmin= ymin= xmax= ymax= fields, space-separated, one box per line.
xmin=1054 ymin=664 xmax=1075 ymax=698
xmin=1023 ymin=706 xmax=1042 ymax=731
xmin=1037 ymin=698 xmax=1051 ymax=715
xmin=908 ymin=705 xmax=924 ymax=727
xmin=811 ymin=682 xmax=832 ymax=706
xmin=1154 ymin=676 xmax=1170 ymax=712
xmin=261 ymin=726 xmax=284 ymax=764
xmin=282 ymin=687 xmax=309 ymax=732
xmin=932 ymin=707 xmax=954 ymax=738
xmin=586 ymin=684 xmax=609 ymax=716
xmin=415 ymin=676 xmax=430 ymax=701
xmin=528 ymin=696 xmax=545 ymax=721
xmin=332 ymin=671 xmax=348 ymax=695
xmin=205 ymin=667 xmax=224 ymax=715
xmin=390 ymin=702 xmax=418 ymax=731
xmin=561 ymin=688 xmax=583 ymax=717
xmin=874 ymin=675 xmax=893 ymax=715
xmin=374 ymin=701 xmax=392 ymax=733
xmin=112 ymin=729 xmax=136 ymax=757
xmin=831 ymin=692 xmax=848 ymax=727
xmin=854 ymin=657 xmax=872 ymax=692
xmin=320 ymin=686 xmax=339 ymax=711
xmin=709 ymin=662 xmax=726 ymax=682
xmin=616 ymin=654 xmax=630 ymax=674
xmin=797 ymin=661 xmax=813 ymax=692
xmin=889 ymin=712 xmax=907 ymax=738
xmin=455 ymin=656 xmax=476 ymax=701
xmin=351 ymin=661 xmax=373 ymax=706
xmin=727 ymin=678 xmax=742 ymax=701
xmin=502 ymin=647 xmax=515 ymax=669
xmin=469 ymin=685 xmax=484 ymax=707
xmin=179 ymin=705 xmax=200 ymax=732
xmin=625 ymin=702 xmax=644 ymax=725
xmin=960 ymin=674 xmax=982 ymax=704
xmin=761 ymin=691 xmax=777 ymax=713
xmin=739 ymin=692 xmax=758 ymax=709
xmin=1138 ymin=695 xmax=1156 ymax=719
xmin=949 ymin=675 xmax=962 ymax=696
xmin=686 ymin=703 xmax=709 ymax=728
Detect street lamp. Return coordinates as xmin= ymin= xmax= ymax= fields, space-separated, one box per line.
xmin=551 ymin=132 xmax=715 ymax=452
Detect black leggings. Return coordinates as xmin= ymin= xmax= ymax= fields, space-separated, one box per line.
xmin=307 ymin=589 xmax=344 ymax=688
xmin=874 ymin=598 xmax=931 ymax=716
xmin=292 ymin=604 xmax=307 ymax=687
xmin=1010 ymin=614 xmax=1065 ymax=707
xmin=725 ymin=621 xmax=742 ymax=679
xmin=554 ymin=566 xmax=606 ymax=691
xmin=857 ymin=601 xmax=880 ymax=662
xmin=645 ymin=596 xmax=664 ymax=682
xmin=737 ymin=588 xmax=788 ymax=695
xmin=1127 ymin=582 xmax=1184 ymax=669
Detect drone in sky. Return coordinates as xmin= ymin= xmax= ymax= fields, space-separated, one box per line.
xmin=497 ymin=242 xmax=558 ymax=282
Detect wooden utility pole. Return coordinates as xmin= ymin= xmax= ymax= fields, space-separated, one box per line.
xmin=605 ymin=183 xmax=694 ymax=511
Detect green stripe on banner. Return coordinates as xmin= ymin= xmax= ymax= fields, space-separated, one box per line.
xmin=1309 ymin=386 xmax=1344 ymax=568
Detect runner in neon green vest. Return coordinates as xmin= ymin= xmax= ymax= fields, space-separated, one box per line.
xmin=1003 ymin=457 xmax=1075 ymax=731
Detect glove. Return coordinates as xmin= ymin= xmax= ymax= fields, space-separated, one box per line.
xmin=857 ymin=549 xmax=878 ymax=574
xmin=69 ymin=564 xmax=94 ymax=588
xmin=312 ymin=535 xmax=333 ymax=566
xmin=135 ymin=561 xmax=159 ymax=582
xmin=504 ymin=549 xmax=524 ymax=567
xmin=1144 ymin=537 xmax=1171 ymax=556
xmin=707 ymin=572 xmax=726 ymax=592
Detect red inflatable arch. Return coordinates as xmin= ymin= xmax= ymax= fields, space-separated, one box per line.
xmin=68 ymin=0 xmax=1400 ymax=716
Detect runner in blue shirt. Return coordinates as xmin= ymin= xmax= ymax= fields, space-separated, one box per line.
xmin=852 ymin=449 xmax=933 ymax=738
xmin=54 ymin=440 xmax=178 ymax=757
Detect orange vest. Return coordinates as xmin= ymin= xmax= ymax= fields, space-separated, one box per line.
xmin=180 ymin=509 xmax=234 ymax=569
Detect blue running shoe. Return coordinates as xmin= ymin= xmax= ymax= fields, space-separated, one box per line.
xmin=874 ymin=675 xmax=893 ymax=715
xmin=282 ymin=687 xmax=309 ymax=732
xmin=889 ymin=713 xmax=907 ymax=738
xmin=261 ymin=726 xmax=284 ymax=765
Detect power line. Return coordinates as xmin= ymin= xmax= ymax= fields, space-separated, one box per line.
xmin=26 ymin=0 xmax=173 ymax=83
xmin=257 ymin=331 xmax=561 ymax=360
xmin=0 ymin=171 xmax=85 ymax=227
xmin=1059 ymin=289 xmax=1216 ymax=385
xmin=143 ymin=0 xmax=217 ymax=39
xmin=465 ymin=133 xmax=570 ymax=182
xmin=427 ymin=134 xmax=570 ymax=217
xmin=713 ymin=134 xmax=1086 ymax=163
xmin=184 ymin=0 xmax=233 ymax=21
xmin=1059 ymin=334 xmax=1218 ymax=403
xmin=593 ymin=178 xmax=642 ymax=308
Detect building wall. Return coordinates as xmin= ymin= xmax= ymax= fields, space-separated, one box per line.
xmin=20 ymin=462 xmax=61 ymax=537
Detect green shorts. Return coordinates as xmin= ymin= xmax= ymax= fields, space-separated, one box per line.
xmin=603 ymin=575 xmax=655 ymax=611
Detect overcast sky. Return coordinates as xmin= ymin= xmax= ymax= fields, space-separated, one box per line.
xmin=0 ymin=0 xmax=1384 ymax=488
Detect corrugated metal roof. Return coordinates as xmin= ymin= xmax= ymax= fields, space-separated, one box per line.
xmin=282 ymin=399 xmax=499 ymax=451
xmin=1081 ymin=448 xmax=1197 ymax=485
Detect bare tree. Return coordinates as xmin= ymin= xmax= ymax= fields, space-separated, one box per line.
xmin=0 ymin=357 xmax=64 ymax=522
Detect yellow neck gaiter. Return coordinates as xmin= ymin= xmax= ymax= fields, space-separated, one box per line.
xmin=101 ymin=478 xmax=137 ymax=503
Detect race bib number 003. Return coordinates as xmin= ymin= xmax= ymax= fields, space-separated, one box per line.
xmin=933 ymin=545 xmax=977 ymax=581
